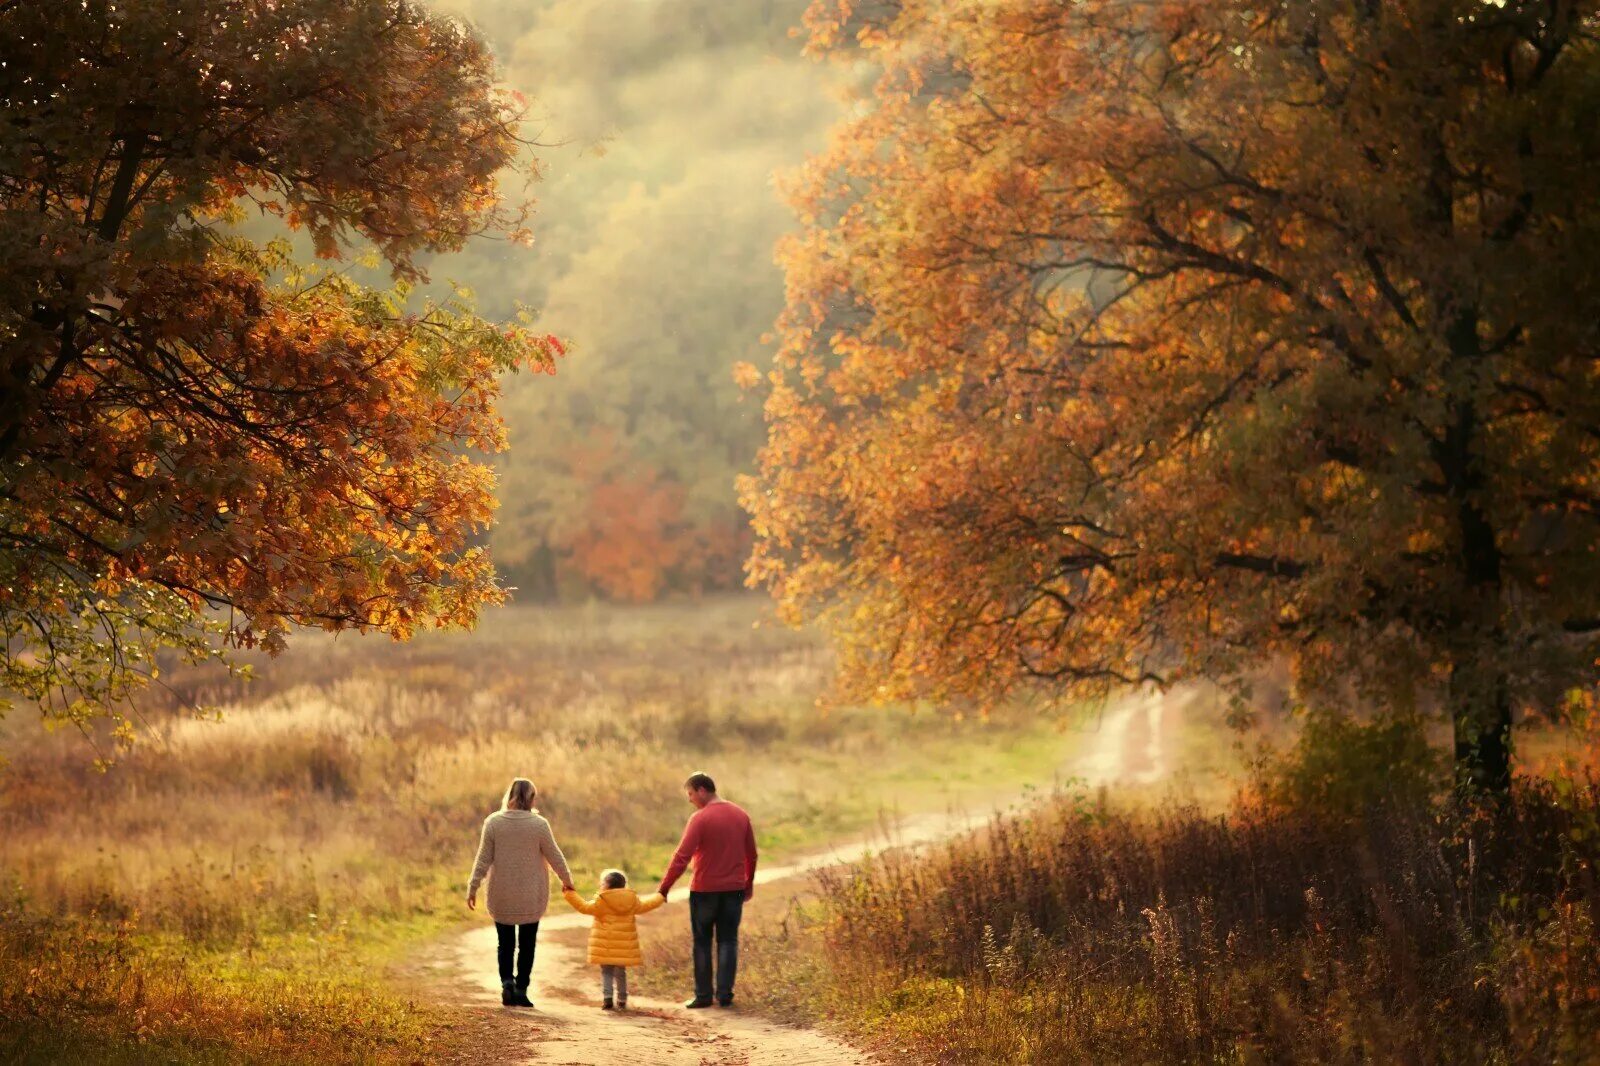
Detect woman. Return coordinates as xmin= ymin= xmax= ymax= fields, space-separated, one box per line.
xmin=467 ymin=777 xmax=574 ymax=1007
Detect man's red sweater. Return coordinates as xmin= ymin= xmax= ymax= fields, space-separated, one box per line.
xmin=660 ymin=799 xmax=758 ymax=894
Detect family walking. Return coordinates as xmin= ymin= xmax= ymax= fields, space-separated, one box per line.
xmin=466 ymin=770 xmax=759 ymax=1010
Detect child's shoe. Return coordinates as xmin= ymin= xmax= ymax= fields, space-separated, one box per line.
xmin=602 ymin=997 xmax=614 ymax=1011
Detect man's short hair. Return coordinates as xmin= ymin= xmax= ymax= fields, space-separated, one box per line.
xmin=685 ymin=771 xmax=717 ymax=794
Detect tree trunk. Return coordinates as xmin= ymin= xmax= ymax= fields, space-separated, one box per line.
xmin=1436 ymin=296 xmax=1512 ymax=799
xmin=1449 ymin=660 xmax=1512 ymax=797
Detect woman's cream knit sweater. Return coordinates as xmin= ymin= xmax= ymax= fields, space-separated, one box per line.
xmin=468 ymin=809 xmax=573 ymax=924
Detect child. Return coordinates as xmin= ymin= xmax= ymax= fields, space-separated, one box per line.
xmin=563 ymin=869 xmax=665 ymax=1010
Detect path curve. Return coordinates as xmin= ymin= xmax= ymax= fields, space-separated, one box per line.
xmin=418 ymin=688 xmax=1186 ymax=1064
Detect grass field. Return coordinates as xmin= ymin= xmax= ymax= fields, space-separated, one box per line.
xmin=0 ymin=596 xmax=1088 ymax=1062
xmin=10 ymin=596 xmax=1587 ymax=1063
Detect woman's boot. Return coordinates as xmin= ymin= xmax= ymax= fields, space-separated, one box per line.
xmin=501 ymin=980 xmax=517 ymax=1006
xmin=513 ymin=979 xmax=534 ymax=1007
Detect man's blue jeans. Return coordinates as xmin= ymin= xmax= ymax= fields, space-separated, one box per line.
xmin=688 ymin=889 xmax=744 ymax=1003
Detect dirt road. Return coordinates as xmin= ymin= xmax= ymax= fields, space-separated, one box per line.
xmin=416 ymin=688 xmax=1186 ymax=1065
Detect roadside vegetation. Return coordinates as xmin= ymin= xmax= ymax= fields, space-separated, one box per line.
xmin=681 ymin=714 xmax=1600 ymax=1064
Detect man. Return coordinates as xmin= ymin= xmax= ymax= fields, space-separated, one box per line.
xmin=658 ymin=770 xmax=758 ymax=1008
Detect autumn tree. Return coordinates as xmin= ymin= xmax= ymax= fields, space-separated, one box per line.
xmin=745 ymin=0 xmax=1600 ymax=794
xmin=0 ymin=0 xmax=560 ymax=739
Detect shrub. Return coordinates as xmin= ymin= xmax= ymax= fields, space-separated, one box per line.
xmin=1261 ymin=706 xmax=1444 ymax=817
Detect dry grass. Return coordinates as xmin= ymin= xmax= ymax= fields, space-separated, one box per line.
xmin=0 ymin=596 xmax=1082 ymax=1061
xmin=717 ymin=729 xmax=1600 ymax=1064
xmin=0 ymin=911 xmax=442 ymax=1065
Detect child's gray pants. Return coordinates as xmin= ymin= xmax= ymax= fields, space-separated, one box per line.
xmin=601 ymin=964 xmax=628 ymax=1001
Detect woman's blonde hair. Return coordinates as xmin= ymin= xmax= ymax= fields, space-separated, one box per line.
xmin=503 ymin=778 xmax=537 ymax=811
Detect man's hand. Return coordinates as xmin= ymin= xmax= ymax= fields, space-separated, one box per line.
xmin=466 ymin=890 xmax=477 ymax=911
xmin=743 ymin=884 xmax=754 ymax=903
xmin=562 ymin=882 xmax=574 ymax=893
xmin=658 ymin=884 xmax=669 ymax=900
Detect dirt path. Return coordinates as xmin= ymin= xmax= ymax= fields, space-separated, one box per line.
xmin=426 ymin=908 xmax=865 ymax=1066
xmin=1074 ymin=686 xmax=1193 ymax=788
xmin=415 ymin=689 xmax=1186 ymax=1065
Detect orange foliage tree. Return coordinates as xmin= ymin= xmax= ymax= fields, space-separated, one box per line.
xmin=542 ymin=430 xmax=752 ymax=603
xmin=744 ymin=0 xmax=1600 ymax=794
xmin=0 ymin=0 xmax=560 ymax=738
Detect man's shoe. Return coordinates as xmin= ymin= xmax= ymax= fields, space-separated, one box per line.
xmin=602 ymin=997 xmax=615 ymax=1011
xmin=617 ymin=998 xmax=628 ymax=1011
xmin=717 ymin=996 xmax=734 ymax=1008
xmin=684 ymin=997 xmax=715 ymax=1008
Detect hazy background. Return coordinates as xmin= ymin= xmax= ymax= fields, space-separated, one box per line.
xmin=420 ymin=0 xmax=850 ymax=602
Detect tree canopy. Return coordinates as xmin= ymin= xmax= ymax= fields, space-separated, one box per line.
xmin=745 ymin=0 xmax=1600 ymax=793
xmin=0 ymin=0 xmax=559 ymax=740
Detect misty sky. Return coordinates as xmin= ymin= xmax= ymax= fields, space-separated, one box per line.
xmin=425 ymin=0 xmax=840 ymax=327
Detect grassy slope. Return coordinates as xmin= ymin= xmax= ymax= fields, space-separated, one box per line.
xmin=0 ymin=597 xmax=1084 ymax=1062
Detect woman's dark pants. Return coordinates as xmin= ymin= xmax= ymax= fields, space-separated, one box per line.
xmin=688 ymin=890 xmax=744 ymax=1003
xmin=494 ymin=921 xmax=539 ymax=986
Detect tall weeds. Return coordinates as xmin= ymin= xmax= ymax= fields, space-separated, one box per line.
xmin=803 ymin=780 xmax=1600 ymax=1063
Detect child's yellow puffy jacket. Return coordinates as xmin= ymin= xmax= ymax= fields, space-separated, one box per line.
xmin=562 ymin=887 xmax=666 ymax=967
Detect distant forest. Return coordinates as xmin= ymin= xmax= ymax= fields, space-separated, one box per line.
xmin=430 ymin=0 xmax=846 ymax=602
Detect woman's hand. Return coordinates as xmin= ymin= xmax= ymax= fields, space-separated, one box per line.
xmin=466 ymin=890 xmax=477 ymax=911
